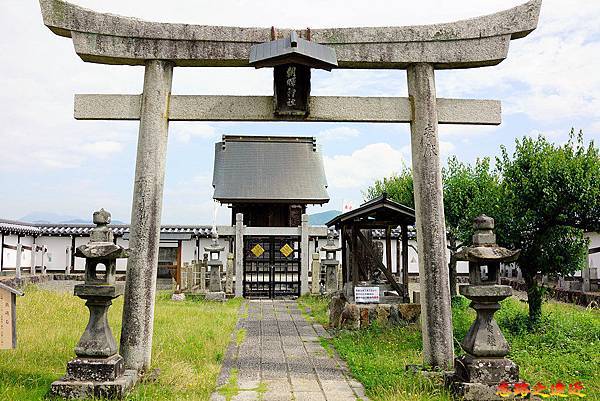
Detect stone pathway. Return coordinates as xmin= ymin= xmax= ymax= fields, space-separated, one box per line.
xmin=211 ymin=300 xmax=370 ymax=401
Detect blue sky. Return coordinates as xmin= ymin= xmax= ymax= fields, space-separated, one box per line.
xmin=1 ymin=0 xmax=599 ymax=224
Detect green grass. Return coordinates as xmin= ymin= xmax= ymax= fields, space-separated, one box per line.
xmin=297 ymin=294 xmax=330 ymax=326
xmin=0 ymin=286 xmax=242 ymax=401
xmin=301 ymin=295 xmax=600 ymax=401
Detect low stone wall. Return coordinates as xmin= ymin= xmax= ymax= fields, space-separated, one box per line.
xmin=329 ymin=294 xmax=421 ymax=330
xmin=501 ymin=278 xmax=600 ymax=307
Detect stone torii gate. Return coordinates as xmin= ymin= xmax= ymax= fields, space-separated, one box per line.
xmin=38 ymin=0 xmax=541 ymax=373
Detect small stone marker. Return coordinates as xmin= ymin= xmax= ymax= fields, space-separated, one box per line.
xmin=205 ymin=230 xmax=225 ymax=300
xmin=0 ymin=282 xmax=24 ymax=350
xmin=354 ymin=287 xmax=380 ymax=304
xmin=321 ymin=232 xmax=342 ymax=294
xmin=225 ymin=253 xmax=234 ymax=294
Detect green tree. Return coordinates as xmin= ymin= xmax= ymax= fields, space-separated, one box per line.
xmin=497 ymin=131 xmax=600 ymax=324
xmin=443 ymin=157 xmax=503 ymax=296
xmin=365 ymin=158 xmax=502 ymax=296
xmin=364 ymin=166 xmax=415 ymax=209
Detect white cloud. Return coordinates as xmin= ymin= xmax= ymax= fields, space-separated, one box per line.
xmin=436 ymin=1 xmax=600 ymax=124
xmin=587 ymin=121 xmax=600 ymax=138
xmin=173 ymin=123 xmax=218 ymax=143
xmin=324 ymin=143 xmax=407 ymax=190
xmin=163 ymin=174 xmax=230 ymax=224
xmin=438 ymin=125 xmax=497 ymax=139
xmin=318 ymin=126 xmax=360 ymax=142
xmin=439 ymin=141 xmax=456 ymax=156
xmin=81 ymin=141 xmax=124 ymax=158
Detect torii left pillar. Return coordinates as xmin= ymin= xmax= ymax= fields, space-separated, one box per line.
xmin=120 ymin=60 xmax=174 ymax=372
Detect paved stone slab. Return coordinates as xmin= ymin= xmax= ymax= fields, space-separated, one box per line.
xmin=211 ymin=300 xmax=371 ymax=401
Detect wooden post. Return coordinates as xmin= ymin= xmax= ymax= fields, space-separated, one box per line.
xmin=70 ymin=236 xmax=76 ymax=271
xmin=15 ymin=244 xmax=22 ymax=280
xmin=402 ymin=225 xmax=409 ymax=303
xmin=176 ymin=240 xmax=182 ymax=288
xmin=65 ymin=246 xmax=70 ymax=274
xmin=41 ymin=246 xmax=47 ymax=274
xmin=31 ymin=240 xmax=37 ymax=275
xmin=341 ymin=228 xmax=347 ymax=285
xmin=0 ymin=232 xmax=4 ymax=272
xmin=385 ymin=226 xmax=393 ymax=275
xmin=396 ymin=236 xmax=401 ymax=284
xmin=351 ymin=225 xmax=358 ymax=287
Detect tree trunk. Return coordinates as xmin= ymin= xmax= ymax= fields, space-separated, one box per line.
xmin=523 ymin=270 xmax=543 ymax=326
xmin=448 ymin=238 xmax=458 ymax=297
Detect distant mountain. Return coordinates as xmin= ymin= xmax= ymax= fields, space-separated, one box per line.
xmin=309 ymin=210 xmax=341 ymax=226
xmin=20 ymin=212 xmax=81 ymax=224
xmin=59 ymin=218 xmax=127 ymax=225
xmin=19 ymin=212 xmax=126 ymax=225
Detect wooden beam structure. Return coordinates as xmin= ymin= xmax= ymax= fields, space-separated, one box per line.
xmin=357 ymin=230 xmax=404 ymax=296
xmin=385 ymin=226 xmax=393 ymax=277
xmin=401 ymin=224 xmax=410 ymax=302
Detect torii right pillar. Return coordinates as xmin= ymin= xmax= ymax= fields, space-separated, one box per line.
xmin=408 ymin=63 xmax=454 ymax=369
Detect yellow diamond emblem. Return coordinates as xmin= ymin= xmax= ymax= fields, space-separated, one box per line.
xmin=251 ymin=244 xmax=265 ymax=257
xmin=280 ymin=244 xmax=294 ymax=257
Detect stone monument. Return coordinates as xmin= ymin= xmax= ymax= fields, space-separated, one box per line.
xmin=451 ymin=215 xmax=520 ymax=400
xmin=205 ymin=231 xmax=226 ymax=301
xmin=51 ymin=209 xmax=137 ymax=399
xmin=225 ymin=253 xmax=234 ymax=294
xmin=321 ymin=232 xmax=341 ymax=294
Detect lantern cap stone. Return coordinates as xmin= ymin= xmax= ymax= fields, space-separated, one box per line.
xmin=473 ymin=214 xmax=494 ymax=230
xmin=456 ymin=215 xmax=519 ymax=263
xmin=75 ymin=209 xmax=128 ymax=259
xmin=93 ymin=209 xmax=111 ymax=225
xmin=320 ymin=232 xmax=341 ymax=252
xmin=205 ymin=235 xmax=225 ymax=253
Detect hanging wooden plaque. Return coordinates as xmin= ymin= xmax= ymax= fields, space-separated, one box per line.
xmin=273 ymin=64 xmax=311 ymax=117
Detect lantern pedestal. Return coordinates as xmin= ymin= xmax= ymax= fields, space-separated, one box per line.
xmin=449 ymin=216 xmax=521 ymax=401
xmin=451 ymin=285 xmax=519 ymax=400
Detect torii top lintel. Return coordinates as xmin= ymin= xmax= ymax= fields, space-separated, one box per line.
xmin=39 ymin=0 xmax=541 ymax=69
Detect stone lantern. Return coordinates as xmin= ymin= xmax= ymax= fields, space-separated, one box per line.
xmin=321 ymin=231 xmax=341 ymax=294
xmin=51 ymin=209 xmax=136 ymax=399
xmin=451 ymin=215 xmax=520 ymax=400
xmin=205 ymin=231 xmax=225 ymax=297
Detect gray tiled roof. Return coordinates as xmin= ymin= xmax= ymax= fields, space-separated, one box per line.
xmin=249 ymin=32 xmax=338 ymax=70
xmin=0 ymin=220 xmax=213 ymax=238
xmin=213 ymin=136 xmax=329 ymax=204
xmin=0 ymin=219 xmax=41 ymax=236
xmin=38 ymin=224 xmax=129 ymax=236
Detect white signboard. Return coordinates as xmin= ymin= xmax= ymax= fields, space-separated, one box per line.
xmin=354 ymin=286 xmax=380 ymax=304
